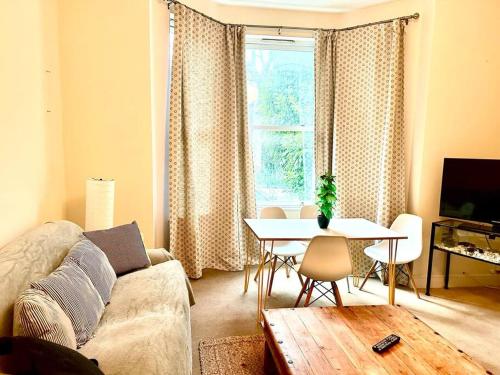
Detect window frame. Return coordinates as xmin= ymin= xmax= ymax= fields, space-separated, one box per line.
xmin=245 ymin=35 xmax=316 ymax=210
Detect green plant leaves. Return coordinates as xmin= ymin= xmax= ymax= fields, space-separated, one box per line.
xmin=316 ymin=172 xmax=337 ymax=220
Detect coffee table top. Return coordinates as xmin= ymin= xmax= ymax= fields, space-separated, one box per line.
xmin=262 ymin=305 xmax=488 ymax=374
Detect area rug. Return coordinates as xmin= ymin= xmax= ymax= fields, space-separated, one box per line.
xmin=199 ymin=335 xmax=265 ymax=375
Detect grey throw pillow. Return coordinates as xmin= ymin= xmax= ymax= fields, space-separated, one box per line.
xmin=65 ymin=239 xmax=117 ymax=305
xmin=83 ymin=221 xmax=151 ymax=276
xmin=31 ymin=263 xmax=104 ymax=347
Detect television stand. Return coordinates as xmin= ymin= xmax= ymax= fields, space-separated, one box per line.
xmin=425 ymin=219 xmax=500 ymax=296
xmin=456 ymin=221 xmax=490 ymax=232
xmin=492 ymin=221 xmax=500 ymax=234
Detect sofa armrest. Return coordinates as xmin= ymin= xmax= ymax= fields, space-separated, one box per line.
xmin=146 ymin=248 xmax=175 ymax=266
xmin=146 ymin=248 xmax=195 ymax=306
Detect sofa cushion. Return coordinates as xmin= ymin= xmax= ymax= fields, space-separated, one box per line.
xmin=78 ymin=261 xmax=191 ymax=375
xmin=13 ymin=289 xmax=77 ymax=349
xmin=0 ymin=221 xmax=83 ymax=337
xmin=31 ymin=263 xmax=105 ymax=347
xmin=83 ymin=222 xmax=151 ymax=275
xmin=65 ymin=239 xmax=116 ymax=305
xmin=146 ymin=248 xmax=175 ymax=266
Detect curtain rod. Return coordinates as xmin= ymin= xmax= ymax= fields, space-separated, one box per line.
xmin=164 ymin=0 xmax=419 ymax=32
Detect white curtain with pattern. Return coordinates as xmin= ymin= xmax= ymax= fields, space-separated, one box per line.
xmin=315 ymin=21 xmax=407 ymax=281
xmin=169 ymin=4 xmax=257 ymax=279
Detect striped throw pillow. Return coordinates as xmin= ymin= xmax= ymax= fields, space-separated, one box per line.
xmin=65 ymin=239 xmax=116 ymax=305
xmin=31 ymin=263 xmax=104 ymax=347
xmin=13 ymin=289 xmax=77 ymax=349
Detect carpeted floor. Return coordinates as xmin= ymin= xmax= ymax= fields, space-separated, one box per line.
xmin=191 ymin=267 xmax=500 ymax=375
xmin=199 ymin=335 xmax=265 ymax=375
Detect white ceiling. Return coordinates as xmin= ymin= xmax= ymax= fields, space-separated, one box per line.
xmin=214 ymin=0 xmax=396 ymax=13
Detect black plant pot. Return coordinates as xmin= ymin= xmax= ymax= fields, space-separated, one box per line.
xmin=317 ymin=214 xmax=330 ymax=229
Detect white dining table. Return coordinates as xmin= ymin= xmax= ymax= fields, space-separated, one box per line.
xmin=243 ymin=218 xmax=408 ymax=321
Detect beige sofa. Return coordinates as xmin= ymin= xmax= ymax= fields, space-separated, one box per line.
xmin=0 ymin=221 xmax=193 ymax=375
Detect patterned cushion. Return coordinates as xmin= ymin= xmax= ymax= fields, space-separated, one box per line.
xmin=31 ymin=263 xmax=104 ymax=347
xmin=83 ymin=221 xmax=151 ymax=275
xmin=65 ymin=239 xmax=117 ymax=305
xmin=0 ymin=220 xmax=83 ymax=337
xmin=13 ymin=289 xmax=77 ymax=349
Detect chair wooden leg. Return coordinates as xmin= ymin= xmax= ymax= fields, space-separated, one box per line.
xmin=285 ymin=257 xmax=291 ymax=278
xmin=331 ymin=281 xmax=343 ymax=307
xmin=294 ymin=277 xmax=309 ymax=307
xmin=254 ymin=252 xmax=269 ymax=282
xmin=304 ymin=280 xmax=316 ymax=307
xmin=292 ymin=256 xmax=298 ymax=264
xmin=346 ymin=276 xmax=351 ymax=293
xmin=297 ymin=272 xmax=304 ymax=286
xmin=404 ymin=263 xmax=420 ymax=299
xmin=268 ymin=256 xmax=278 ymax=296
xmin=359 ymin=261 xmax=377 ymax=291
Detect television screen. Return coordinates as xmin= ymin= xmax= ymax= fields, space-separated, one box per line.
xmin=439 ymin=158 xmax=500 ymax=224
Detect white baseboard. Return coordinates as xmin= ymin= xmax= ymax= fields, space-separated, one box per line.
xmin=414 ymin=273 xmax=500 ymax=289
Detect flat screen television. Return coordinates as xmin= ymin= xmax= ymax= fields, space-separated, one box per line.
xmin=439 ymin=158 xmax=500 ymax=225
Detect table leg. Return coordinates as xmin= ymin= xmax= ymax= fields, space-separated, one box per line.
xmin=352 ymin=274 xmax=360 ymax=288
xmin=388 ymin=239 xmax=393 ymax=304
xmin=257 ymin=240 xmax=265 ymax=322
xmin=243 ymin=240 xmax=251 ymax=293
xmin=244 ymin=265 xmax=248 ymax=293
xmin=263 ymin=241 xmax=274 ymax=309
xmin=388 ymin=239 xmax=399 ymax=305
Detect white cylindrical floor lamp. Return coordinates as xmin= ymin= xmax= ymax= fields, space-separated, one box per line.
xmin=85 ymin=178 xmax=115 ymax=231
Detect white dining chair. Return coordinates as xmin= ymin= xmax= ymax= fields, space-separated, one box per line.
xmin=254 ymin=207 xmax=306 ymax=296
xmin=299 ymin=204 xmax=351 ymax=292
xmin=300 ymin=205 xmax=318 ymax=219
xmin=359 ymin=213 xmax=423 ymax=298
xmin=294 ymin=236 xmax=352 ymax=307
xmin=298 ymin=204 xmax=317 ymax=257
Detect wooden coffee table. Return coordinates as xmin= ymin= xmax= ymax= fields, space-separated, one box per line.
xmin=262 ymin=305 xmax=489 ymax=374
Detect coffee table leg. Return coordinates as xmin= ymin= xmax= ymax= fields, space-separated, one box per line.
xmin=264 ymin=341 xmax=278 ymax=373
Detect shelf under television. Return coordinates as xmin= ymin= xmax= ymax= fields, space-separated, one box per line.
xmin=433 ymin=243 xmax=500 ymax=266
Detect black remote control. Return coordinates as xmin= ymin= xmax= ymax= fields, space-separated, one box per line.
xmin=372 ymin=334 xmax=400 ymax=353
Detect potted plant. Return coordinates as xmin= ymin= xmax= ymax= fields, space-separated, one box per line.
xmin=316 ymin=173 xmax=337 ymax=229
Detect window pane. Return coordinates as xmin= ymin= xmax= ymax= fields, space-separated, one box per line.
xmin=246 ymin=48 xmax=314 ymax=128
xmin=252 ymin=129 xmax=314 ymax=205
xmin=246 ymin=42 xmax=315 ymax=206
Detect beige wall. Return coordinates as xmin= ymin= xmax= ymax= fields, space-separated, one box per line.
xmin=0 ymin=0 xmax=66 ymax=247
xmin=182 ymin=0 xmax=336 ymax=29
xmin=58 ymin=0 xmax=159 ymax=246
xmin=149 ymin=0 xmax=170 ymax=248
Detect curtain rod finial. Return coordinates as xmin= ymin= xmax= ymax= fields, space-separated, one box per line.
xmin=413 ymin=13 xmax=420 ymax=19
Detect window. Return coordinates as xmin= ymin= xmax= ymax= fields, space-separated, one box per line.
xmin=246 ymin=36 xmax=315 ymax=207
